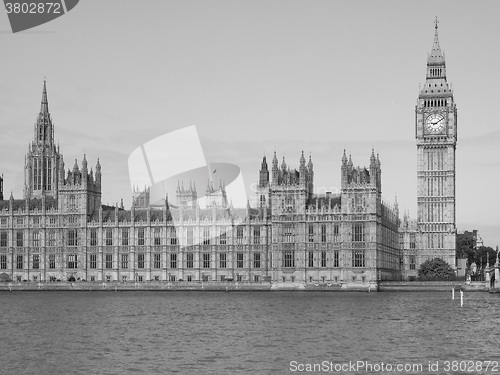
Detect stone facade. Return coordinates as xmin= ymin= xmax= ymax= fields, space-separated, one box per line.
xmin=0 ymin=82 xmax=401 ymax=287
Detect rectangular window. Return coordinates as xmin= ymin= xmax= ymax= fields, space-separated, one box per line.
xmin=16 ymin=254 xmax=23 ymax=269
xmin=90 ymin=229 xmax=97 ymax=246
xmin=186 ymin=252 xmax=194 ymax=268
xmin=154 ymin=228 xmax=161 ymax=246
xmin=334 ymin=250 xmax=339 ymax=268
xmin=154 ymin=253 xmax=161 ymax=268
xmin=169 ymin=226 xmax=177 ymax=245
xmin=308 ymin=224 xmax=314 ymax=243
xmin=0 ymin=231 xmax=7 ymax=247
xmin=203 ymin=227 xmax=210 ymax=245
xmin=137 ymin=253 xmax=145 ymax=268
xmin=169 ymin=275 xmax=176 ymax=282
xmin=105 ymin=254 xmax=113 ymax=269
xmin=284 ymin=224 xmax=293 ymax=243
xmin=48 ymin=230 xmax=56 ymax=247
xmin=0 ymin=254 xmax=6 ymax=269
xmin=219 ymin=253 xmax=227 ymax=268
xmin=122 ymin=228 xmax=129 ymax=246
xmin=68 ymin=254 xmax=78 ymax=269
xmin=203 ymin=253 xmax=210 ymax=268
xmin=89 ymin=254 xmax=96 ymax=269
xmin=187 ymin=227 xmax=194 ymax=245
xmin=68 ymin=229 xmax=78 ymax=247
xmin=352 ymin=250 xmax=365 ymax=268
xmin=237 ymin=275 xmax=243 ymax=282
xmin=321 ymin=224 xmax=326 ymax=243
xmin=0 ymin=217 xmax=7 ymax=226
xmin=254 ymin=275 xmax=260 ymax=282
xmin=409 ymin=255 xmax=416 ymax=270
xmin=138 ymin=228 xmax=145 ymax=246
xmin=170 ymin=253 xmax=177 ymax=269
xmin=187 ymin=275 xmax=192 ymax=282
xmin=121 ymin=254 xmax=128 ymax=269
xmin=219 ymin=231 xmax=226 ymax=245
xmin=321 ymin=251 xmax=326 ymax=267
xmin=352 ymin=223 xmax=364 ymax=242
xmin=32 ymin=231 xmax=40 ymax=247
xmin=105 ymin=229 xmax=113 ymax=246
xmin=122 ymin=276 xmax=127 ymax=282
xmin=236 ymin=226 xmax=244 ymax=244
xmin=253 ymin=253 xmax=261 ymax=268
xmin=283 ymin=250 xmax=295 ymax=268
xmin=236 ymin=252 xmax=244 ymax=268
xmin=16 ymin=217 xmax=24 ymax=226
xmin=308 ymin=251 xmax=314 ymax=267
xmin=253 ymin=226 xmax=260 ymax=244
xmin=16 ymin=231 xmax=23 ymax=247
xmin=33 ymin=254 xmax=39 ymax=269
xmin=49 ymin=254 xmax=56 ymax=269
xmin=410 ymin=234 xmax=416 ymax=249
xmin=333 ymin=224 xmax=340 ymax=242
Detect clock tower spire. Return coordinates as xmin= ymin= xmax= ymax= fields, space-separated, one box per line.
xmin=415 ymin=19 xmax=457 ymax=269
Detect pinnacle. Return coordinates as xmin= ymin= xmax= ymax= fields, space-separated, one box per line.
xmin=40 ymin=79 xmax=49 ymax=115
xmin=428 ymin=17 xmax=445 ymax=65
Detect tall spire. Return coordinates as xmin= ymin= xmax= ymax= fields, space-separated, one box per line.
xmin=40 ymin=79 xmax=49 ymax=115
xmin=428 ymin=17 xmax=445 ymax=65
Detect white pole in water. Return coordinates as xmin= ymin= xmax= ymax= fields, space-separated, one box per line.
xmin=460 ymin=290 xmax=464 ymax=307
xmin=452 ymin=288 xmax=455 ymax=300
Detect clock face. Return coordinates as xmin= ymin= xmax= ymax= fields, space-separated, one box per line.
xmin=426 ymin=114 xmax=445 ymax=134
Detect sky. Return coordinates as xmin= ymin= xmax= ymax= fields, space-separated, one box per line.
xmin=0 ymin=0 xmax=499 ymax=247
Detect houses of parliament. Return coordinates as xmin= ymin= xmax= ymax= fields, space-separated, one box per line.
xmin=0 ymin=22 xmax=456 ymax=287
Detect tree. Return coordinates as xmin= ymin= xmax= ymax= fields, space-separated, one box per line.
xmin=456 ymin=233 xmax=475 ymax=260
xmin=418 ymin=258 xmax=456 ymax=281
xmin=474 ymin=246 xmax=496 ymax=267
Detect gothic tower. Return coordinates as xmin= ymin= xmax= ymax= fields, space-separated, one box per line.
xmin=415 ymin=19 xmax=457 ymax=267
xmin=257 ymin=155 xmax=270 ymax=207
xmin=24 ymin=80 xmax=62 ymax=199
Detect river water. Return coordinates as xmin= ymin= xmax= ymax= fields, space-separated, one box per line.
xmin=1 ymin=291 xmax=498 ymax=374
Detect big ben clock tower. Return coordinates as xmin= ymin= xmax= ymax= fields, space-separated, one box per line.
xmin=415 ymin=19 xmax=457 ymax=268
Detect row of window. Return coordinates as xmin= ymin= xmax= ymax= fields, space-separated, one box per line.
xmin=0 ymin=216 xmax=73 ymax=226
xmin=0 ymin=224 xmax=373 ymax=246
xmin=0 ymin=227 xmax=266 ymax=247
xmin=0 ymin=252 xmax=262 ymax=270
xmin=284 ymin=223 xmax=365 ymax=243
xmin=0 ymin=250 xmax=368 ymax=270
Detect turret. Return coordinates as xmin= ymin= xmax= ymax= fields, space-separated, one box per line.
xmin=82 ymin=154 xmax=88 ymax=174
xmin=95 ymin=158 xmax=101 ymax=187
xmin=271 ymin=151 xmax=279 ymax=183
xmin=299 ymin=151 xmax=306 ymax=184
xmin=259 ymin=155 xmax=269 ymax=187
xmin=307 ymin=155 xmax=314 ymax=199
